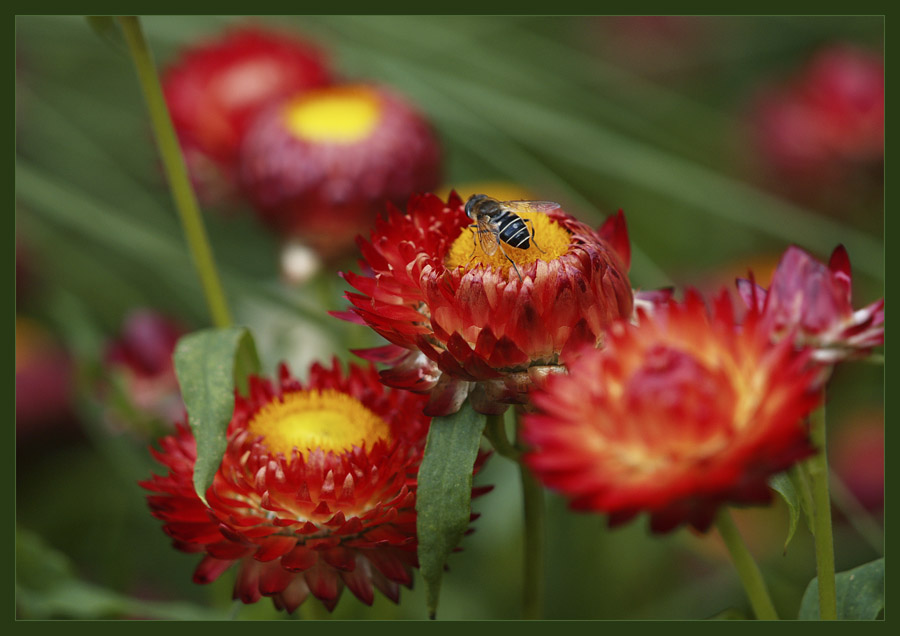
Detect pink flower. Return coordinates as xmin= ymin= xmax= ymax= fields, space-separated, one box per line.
xmin=737 ymin=245 xmax=883 ymax=362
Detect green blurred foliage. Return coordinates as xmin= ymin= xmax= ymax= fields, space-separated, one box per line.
xmin=15 ymin=15 xmax=883 ymax=620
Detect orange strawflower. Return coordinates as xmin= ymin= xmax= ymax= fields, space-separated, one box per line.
xmin=521 ymin=290 xmax=822 ymax=533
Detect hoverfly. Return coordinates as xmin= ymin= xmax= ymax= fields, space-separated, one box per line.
xmin=464 ymin=193 xmax=561 ymax=281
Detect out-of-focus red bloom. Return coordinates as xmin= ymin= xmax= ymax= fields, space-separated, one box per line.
xmin=102 ymin=310 xmax=186 ymax=433
xmin=337 ymin=192 xmax=633 ymax=416
xmin=240 ymin=84 xmax=441 ymax=259
xmin=737 ymin=245 xmax=884 ymax=363
xmin=750 ymin=44 xmax=884 ymax=203
xmin=162 ymin=26 xmax=332 ymax=200
xmin=521 ymin=290 xmax=823 ymax=533
xmin=16 ymin=316 xmax=76 ymax=437
xmin=590 ymin=16 xmax=711 ymax=79
xmin=831 ymin=410 xmax=884 ymax=513
xmin=141 ymin=360 xmax=487 ymax=613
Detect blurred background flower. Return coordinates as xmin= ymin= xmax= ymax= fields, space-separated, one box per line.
xmin=434 ymin=182 xmax=537 ymax=204
xmin=98 ymin=309 xmax=186 ymax=437
xmin=240 ymin=83 xmax=441 ymax=259
xmin=15 ymin=15 xmax=882 ymax=620
xmin=15 ymin=315 xmax=77 ymax=440
xmin=747 ymin=44 xmax=884 ymax=219
xmin=831 ymin=408 xmax=884 ymax=515
xmin=162 ymin=26 xmax=333 ymax=204
xmin=587 ymin=17 xmax=715 ymax=83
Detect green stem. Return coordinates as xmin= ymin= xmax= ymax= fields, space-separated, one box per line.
xmin=482 ymin=411 xmax=544 ymax=619
xmin=805 ymin=401 xmax=837 ymax=620
xmin=483 ymin=413 xmax=520 ymax=461
xmin=715 ymin=509 xmax=779 ymax=620
xmin=519 ymin=459 xmax=545 ymax=620
xmin=117 ymin=16 xmax=232 ymax=329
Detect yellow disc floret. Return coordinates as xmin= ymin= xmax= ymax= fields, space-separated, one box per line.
xmin=247 ymin=389 xmax=390 ymax=458
xmin=445 ymin=210 xmax=571 ymax=274
xmin=283 ymin=87 xmax=380 ymax=144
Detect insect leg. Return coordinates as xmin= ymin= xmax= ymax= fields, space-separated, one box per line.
xmin=523 ymin=218 xmax=545 ymax=253
xmin=498 ymin=243 xmax=523 ymax=281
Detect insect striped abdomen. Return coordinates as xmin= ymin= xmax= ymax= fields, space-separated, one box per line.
xmin=496 ymin=211 xmax=531 ymax=249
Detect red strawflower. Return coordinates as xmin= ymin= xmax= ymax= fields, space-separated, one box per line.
xmin=337 ymin=192 xmax=633 ymax=416
xmin=521 ymin=290 xmax=822 ymax=533
xmin=15 ymin=316 xmax=76 ymax=438
xmin=737 ymin=245 xmax=884 ymax=363
xmin=239 ymin=84 xmax=441 ymax=259
xmin=141 ymin=360 xmax=482 ymax=613
xmin=102 ymin=310 xmax=186 ymax=433
xmin=162 ymin=26 xmax=332 ymax=200
xmin=750 ymin=44 xmax=884 ymax=203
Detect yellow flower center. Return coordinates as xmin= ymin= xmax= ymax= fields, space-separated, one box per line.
xmin=445 ymin=210 xmax=571 ymax=274
xmin=246 ymin=389 xmax=390 ymax=458
xmin=283 ymin=87 xmax=380 ymax=144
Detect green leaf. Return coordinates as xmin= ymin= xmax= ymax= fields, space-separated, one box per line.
xmin=174 ymin=327 xmax=260 ymax=504
xmin=16 ymin=525 xmax=75 ymax=592
xmin=768 ymin=471 xmax=800 ymax=554
xmin=707 ymin=608 xmax=749 ymax=620
xmin=798 ymin=558 xmax=884 ymax=620
xmin=16 ymin=525 xmax=222 ymax=619
xmin=16 ymin=580 xmax=224 ymax=620
xmin=416 ymin=401 xmax=487 ymax=619
xmin=790 ymin=466 xmax=816 ymax=535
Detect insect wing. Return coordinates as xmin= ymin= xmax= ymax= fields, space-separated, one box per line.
xmin=500 ymin=200 xmax=561 ymax=214
xmin=476 ymin=216 xmax=500 ymax=256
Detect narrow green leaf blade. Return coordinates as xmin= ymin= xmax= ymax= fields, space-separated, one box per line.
xmin=768 ymin=471 xmax=800 ymax=554
xmin=416 ymin=401 xmax=487 ymax=619
xmin=85 ymin=16 xmax=127 ymax=54
xmin=173 ymin=327 xmax=261 ymax=503
xmin=85 ymin=16 xmax=116 ymax=37
xmin=798 ymin=558 xmax=884 ymax=620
